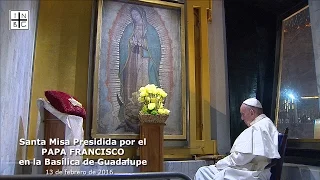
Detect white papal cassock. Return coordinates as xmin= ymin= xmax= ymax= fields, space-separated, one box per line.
xmin=194 ymin=114 xmax=280 ymax=180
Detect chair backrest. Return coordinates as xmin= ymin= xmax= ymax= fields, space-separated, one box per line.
xmin=269 ymin=127 xmax=289 ymax=180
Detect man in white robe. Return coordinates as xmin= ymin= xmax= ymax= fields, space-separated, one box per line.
xmin=194 ymin=98 xmax=280 ymax=180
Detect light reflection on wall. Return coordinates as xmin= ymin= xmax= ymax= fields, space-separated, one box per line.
xmin=277 ymin=6 xmax=320 ymax=139
xmin=278 ymin=94 xmax=320 ymax=139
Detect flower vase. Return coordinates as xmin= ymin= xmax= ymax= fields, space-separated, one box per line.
xmin=138 ymin=113 xmax=169 ymax=124
xmin=139 ymin=114 xmax=168 ymax=172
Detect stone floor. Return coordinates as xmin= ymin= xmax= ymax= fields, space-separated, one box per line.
xmin=80 ymin=160 xmax=214 ymax=179
xmin=281 ymin=163 xmax=320 ymax=180
xmin=79 ymin=161 xmax=320 ymax=179
xmin=17 ymin=159 xmax=320 ymax=179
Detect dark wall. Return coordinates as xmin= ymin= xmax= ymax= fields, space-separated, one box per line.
xmin=224 ymin=0 xmax=319 ymax=166
xmin=224 ymin=2 xmax=277 ymax=144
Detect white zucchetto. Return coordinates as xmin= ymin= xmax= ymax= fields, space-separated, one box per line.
xmin=243 ymin=98 xmax=263 ymax=108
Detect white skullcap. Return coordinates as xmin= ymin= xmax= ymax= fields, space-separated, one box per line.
xmin=243 ymin=98 xmax=262 ymax=108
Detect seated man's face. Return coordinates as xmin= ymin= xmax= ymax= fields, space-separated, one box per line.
xmin=240 ymin=104 xmax=254 ymax=126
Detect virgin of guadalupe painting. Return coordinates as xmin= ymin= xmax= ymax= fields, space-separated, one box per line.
xmin=118 ymin=6 xmax=161 ymax=133
xmin=91 ymin=0 xmax=186 ymax=139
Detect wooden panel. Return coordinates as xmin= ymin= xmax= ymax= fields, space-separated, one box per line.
xmin=315 ymin=119 xmax=320 ymax=139
xmin=194 ymin=7 xmax=203 ymax=140
xmin=187 ymin=0 xmax=216 ymax=155
xmin=139 ymin=123 xmax=164 ymax=172
xmin=43 ymin=109 xmax=65 ymax=173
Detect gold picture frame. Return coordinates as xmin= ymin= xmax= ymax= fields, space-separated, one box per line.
xmin=90 ymin=0 xmax=186 ymax=140
xmin=275 ymin=5 xmax=320 ymax=140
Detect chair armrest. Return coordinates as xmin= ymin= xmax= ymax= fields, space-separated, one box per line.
xmin=265 ymin=159 xmax=277 ymax=169
xmin=193 ymin=155 xmax=226 ymax=161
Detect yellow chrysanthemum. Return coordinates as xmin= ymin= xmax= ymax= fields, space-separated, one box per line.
xmin=151 ymin=97 xmax=157 ymax=103
xmin=159 ymin=103 xmax=164 ymax=108
xmin=148 ymin=103 xmax=156 ymax=110
xmin=140 ymin=91 xmax=147 ymax=97
xmin=139 ymin=87 xmax=146 ymax=92
xmin=158 ymin=108 xmax=165 ymax=115
xmin=156 ymin=88 xmax=163 ymax=94
xmin=163 ymin=109 xmax=170 ymax=115
xmin=160 ymin=91 xmax=167 ymax=98
xmin=138 ymin=97 xmax=144 ymax=103
xmin=138 ymin=84 xmax=170 ymax=115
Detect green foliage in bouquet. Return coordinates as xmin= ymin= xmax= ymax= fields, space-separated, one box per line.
xmin=138 ymin=84 xmax=170 ymax=115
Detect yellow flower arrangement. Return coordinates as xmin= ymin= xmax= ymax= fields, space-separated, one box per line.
xmin=138 ymin=84 xmax=170 ymax=116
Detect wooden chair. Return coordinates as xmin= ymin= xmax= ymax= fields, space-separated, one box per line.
xmin=265 ymin=128 xmax=289 ymax=180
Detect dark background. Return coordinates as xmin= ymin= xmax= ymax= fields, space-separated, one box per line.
xmin=224 ymin=0 xmax=306 ymax=144
xmin=224 ymin=0 xmax=320 ymax=166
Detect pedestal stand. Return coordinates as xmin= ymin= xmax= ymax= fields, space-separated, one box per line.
xmin=43 ymin=109 xmax=65 ymax=173
xmin=139 ymin=122 xmax=165 ymax=172
xmin=139 ymin=114 xmax=167 ymax=172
